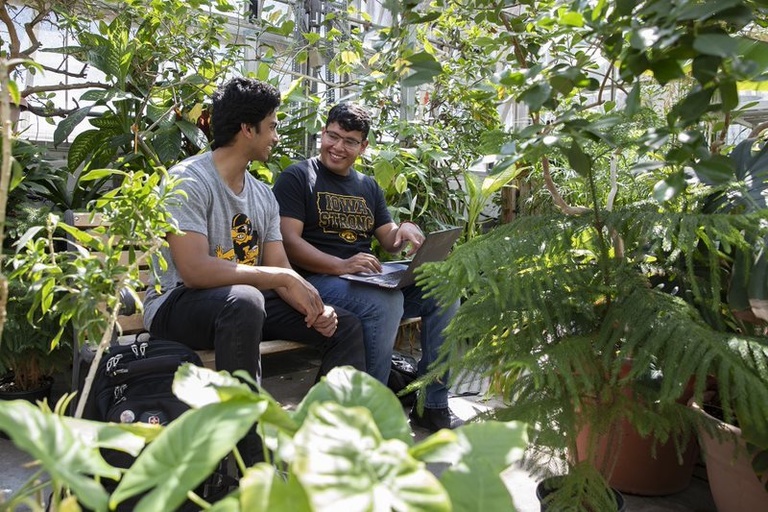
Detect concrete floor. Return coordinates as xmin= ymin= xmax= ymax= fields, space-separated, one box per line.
xmin=1 ymin=348 xmax=718 ymax=511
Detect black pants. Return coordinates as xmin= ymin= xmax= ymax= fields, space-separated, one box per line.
xmin=149 ymin=284 xmax=366 ymax=383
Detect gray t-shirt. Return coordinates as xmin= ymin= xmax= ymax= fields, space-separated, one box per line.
xmin=143 ymin=152 xmax=282 ymax=329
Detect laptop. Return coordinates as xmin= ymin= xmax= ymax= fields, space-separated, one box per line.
xmin=340 ymin=226 xmax=463 ymax=289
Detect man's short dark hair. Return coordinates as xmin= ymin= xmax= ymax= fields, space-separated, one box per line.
xmin=326 ymin=102 xmax=372 ymax=139
xmin=211 ymin=77 xmax=281 ymax=149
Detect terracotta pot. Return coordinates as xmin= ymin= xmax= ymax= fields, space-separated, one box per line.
xmin=575 ymin=360 xmax=699 ymax=495
xmin=576 ymin=416 xmax=699 ymax=496
xmin=690 ymin=400 xmax=768 ymax=512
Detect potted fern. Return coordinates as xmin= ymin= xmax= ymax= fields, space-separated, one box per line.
xmin=0 ymin=279 xmax=69 ymax=398
xmin=418 ymin=155 xmax=768 ymax=509
xmin=1 ymin=166 xmax=71 ymax=402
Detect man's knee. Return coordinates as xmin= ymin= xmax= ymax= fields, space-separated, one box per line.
xmin=220 ymin=285 xmax=267 ymax=330
xmin=317 ymin=308 xmax=366 ymax=375
xmin=336 ymin=308 xmax=364 ymax=339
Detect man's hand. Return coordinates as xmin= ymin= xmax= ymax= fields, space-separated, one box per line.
xmin=308 ymin=305 xmax=339 ymax=337
xmin=274 ymin=270 xmax=326 ymax=326
xmin=393 ymin=222 xmax=425 ymax=256
xmin=338 ymin=252 xmax=383 ymax=275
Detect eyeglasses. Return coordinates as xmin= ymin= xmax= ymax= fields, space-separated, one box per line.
xmin=323 ymin=129 xmax=363 ymax=150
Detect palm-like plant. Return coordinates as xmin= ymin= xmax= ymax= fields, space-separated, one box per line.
xmin=420 ymin=166 xmax=768 ymax=508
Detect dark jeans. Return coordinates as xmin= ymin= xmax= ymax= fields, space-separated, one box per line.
xmin=149 ymin=284 xmax=366 ymax=383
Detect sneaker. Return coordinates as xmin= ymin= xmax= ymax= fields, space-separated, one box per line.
xmin=409 ymin=406 xmax=465 ymax=432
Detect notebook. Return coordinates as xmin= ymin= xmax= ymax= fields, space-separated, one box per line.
xmin=339 ymin=226 xmax=463 ymax=289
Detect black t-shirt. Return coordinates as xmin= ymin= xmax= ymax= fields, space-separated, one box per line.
xmin=273 ymin=157 xmax=392 ymax=267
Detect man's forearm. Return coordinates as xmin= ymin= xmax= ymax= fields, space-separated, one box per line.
xmin=179 ymin=257 xmax=295 ymax=290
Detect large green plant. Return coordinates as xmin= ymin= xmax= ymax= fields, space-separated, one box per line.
xmin=400 ymin=0 xmax=768 ymax=508
xmin=0 ymin=366 xmax=529 ymax=512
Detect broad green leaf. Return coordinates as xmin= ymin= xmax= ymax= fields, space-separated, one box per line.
xmin=518 ymin=83 xmax=551 ymax=112
xmin=693 ymin=34 xmax=739 ymax=58
xmin=395 ymin=173 xmax=409 ymax=194
xmin=54 ymin=106 xmax=93 ymax=146
xmin=567 ymin=142 xmax=591 ymax=177
xmin=239 ymin=463 xmax=312 ymax=512
xmin=293 ymin=402 xmax=450 ymax=512
xmin=177 ymin=119 xmax=209 ymax=150
xmin=146 ymin=103 xmax=175 ymax=128
xmin=340 ymin=50 xmax=360 ymax=65
xmin=402 ymin=52 xmax=443 ymax=87
xmin=294 ymin=366 xmax=413 ymax=443
xmin=152 ymin=126 xmax=183 ymax=165
xmin=482 ymin=165 xmax=523 ymax=196
xmin=692 ymin=155 xmax=734 ymax=185
xmin=90 ymin=114 xmax=124 ymax=129
xmin=8 ymin=80 xmax=19 ymax=105
xmin=720 ymin=80 xmax=739 ymax=111
xmin=0 ymin=401 xmax=121 ymax=511
xmin=303 ymin=32 xmax=321 ymax=44
xmin=692 ymin=55 xmax=721 ymax=85
xmin=173 ymin=364 xmax=252 ymax=408
xmin=373 ymin=158 xmax=397 ymax=189
xmin=173 ymin=364 xmax=298 ymax=433
xmin=112 ymin=399 xmax=264 ymax=512
xmin=559 ymin=11 xmax=584 ymax=27
xmin=653 ymin=172 xmax=686 ymax=202
xmin=739 ymin=38 xmax=768 ymax=76
xmin=677 ymin=0 xmax=741 ymax=21
xmin=283 ymin=78 xmax=310 ymax=103
xmin=80 ymin=168 xmax=127 ymax=181
xmin=440 ymin=421 xmax=528 ymax=512
xmin=13 ymin=225 xmax=45 ymax=251
xmin=408 ymin=10 xmax=442 ymax=24
xmin=650 ymin=58 xmax=685 ymax=84
xmin=68 ymin=129 xmax=107 ymax=171
xmin=207 ymin=495 xmax=241 ymax=512
xmin=408 ymin=429 xmax=460 ymax=463
xmin=615 ymin=0 xmax=635 ymax=16
xmin=239 ymin=463 xmax=280 ymax=511
xmin=80 ymin=89 xmax=110 ymax=102
xmin=625 ymin=82 xmax=641 ymax=116
xmin=673 ymin=88 xmax=714 ymax=125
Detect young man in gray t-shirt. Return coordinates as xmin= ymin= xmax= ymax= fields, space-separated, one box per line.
xmin=144 ymin=78 xmax=366 ymax=390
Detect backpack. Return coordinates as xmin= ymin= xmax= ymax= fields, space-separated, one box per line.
xmin=85 ymin=338 xmax=202 ymax=424
xmin=81 ymin=339 xmax=234 ymax=511
xmin=388 ymin=352 xmax=418 ymax=407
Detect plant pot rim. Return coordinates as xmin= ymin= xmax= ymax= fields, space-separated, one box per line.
xmin=0 ymin=374 xmax=54 ymax=394
xmin=688 ymin=399 xmax=742 ymax=436
xmin=535 ymin=475 xmax=627 ymax=511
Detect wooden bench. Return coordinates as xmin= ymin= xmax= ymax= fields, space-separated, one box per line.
xmin=64 ymin=211 xmax=312 ymax=372
xmin=64 ymin=211 xmax=421 ymax=379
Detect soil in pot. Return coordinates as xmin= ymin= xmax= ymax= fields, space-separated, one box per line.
xmin=690 ymin=400 xmax=768 ymax=512
xmin=536 ymin=476 xmax=627 ymax=512
xmin=0 ymin=374 xmax=53 ymax=439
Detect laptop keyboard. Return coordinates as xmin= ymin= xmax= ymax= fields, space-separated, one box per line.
xmin=370 ymin=269 xmax=406 ymax=286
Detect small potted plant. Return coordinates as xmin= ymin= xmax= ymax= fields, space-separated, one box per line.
xmin=0 ymin=198 xmax=71 ymax=404
xmin=0 ymin=279 xmax=70 ymax=399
